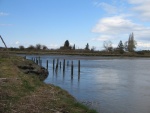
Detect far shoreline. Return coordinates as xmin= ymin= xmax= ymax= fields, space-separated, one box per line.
xmin=5 ymin=50 xmax=150 ymax=58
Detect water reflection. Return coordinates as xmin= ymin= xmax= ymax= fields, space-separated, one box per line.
xmin=24 ymin=55 xmax=150 ymax=113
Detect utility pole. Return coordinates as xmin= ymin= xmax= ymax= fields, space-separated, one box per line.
xmin=0 ymin=35 xmax=9 ymax=57
xmin=0 ymin=35 xmax=8 ymax=49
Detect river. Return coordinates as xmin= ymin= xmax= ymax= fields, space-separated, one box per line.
xmin=25 ymin=55 xmax=150 ymax=113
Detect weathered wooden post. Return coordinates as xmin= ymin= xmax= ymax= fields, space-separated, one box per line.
xmin=71 ymin=61 xmax=73 ymax=75
xmin=36 ymin=58 xmax=38 ymax=64
xmin=53 ymin=59 xmax=55 ymax=71
xmin=39 ymin=57 xmax=40 ymax=64
xmin=63 ymin=59 xmax=65 ymax=72
xmin=55 ymin=59 xmax=59 ymax=71
xmin=40 ymin=60 xmax=42 ymax=66
xmin=34 ymin=58 xmax=36 ymax=63
xmin=60 ymin=62 xmax=61 ymax=69
xmin=78 ymin=73 xmax=80 ymax=81
xmin=67 ymin=61 xmax=69 ymax=66
xmin=78 ymin=60 xmax=80 ymax=74
xmin=46 ymin=60 xmax=48 ymax=70
xmin=0 ymin=35 xmax=10 ymax=57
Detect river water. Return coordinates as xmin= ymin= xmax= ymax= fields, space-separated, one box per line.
xmin=25 ymin=55 xmax=150 ymax=113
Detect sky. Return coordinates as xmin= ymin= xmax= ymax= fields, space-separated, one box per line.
xmin=0 ymin=0 xmax=150 ymax=50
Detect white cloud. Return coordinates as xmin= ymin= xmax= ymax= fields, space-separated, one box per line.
xmin=91 ymin=0 xmax=150 ymax=50
xmin=128 ymin=0 xmax=149 ymax=4
xmin=92 ymin=15 xmax=136 ymax=35
xmin=137 ymin=41 xmax=150 ymax=50
xmin=92 ymin=35 xmax=115 ymax=41
xmin=96 ymin=2 xmax=117 ymax=14
xmin=128 ymin=0 xmax=150 ymax=21
xmin=92 ymin=15 xmax=150 ymax=41
xmin=15 ymin=41 xmax=20 ymax=45
xmin=0 ymin=12 xmax=9 ymax=16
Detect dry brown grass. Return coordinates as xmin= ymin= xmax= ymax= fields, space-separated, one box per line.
xmin=0 ymin=55 xmax=97 ymax=113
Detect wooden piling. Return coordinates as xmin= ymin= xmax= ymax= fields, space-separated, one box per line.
xmin=60 ymin=62 xmax=61 ymax=68
xmin=39 ymin=57 xmax=40 ymax=64
xmin=55 ymin=59 xmax=59 ymax=71
xmin=71 ymin=61 xmax=73 ymax=75
xmin=53 ymin=59 xmax=55 ymax=70
xmin=40 ymin=60 xmax=42 ymax=66
xmin=78 ymin=60 xmax=80 ymax=74
xmin=63 ymin=59 xmax=65 ymax=72
xmin=67 ymin=61 xmax=69 ymax=66
xmin=46 ymin=60 xmax=48 ymax=69
xmin=36 ymin=59 xmax=38 ymax=65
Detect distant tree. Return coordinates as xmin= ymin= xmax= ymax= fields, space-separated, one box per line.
xmin=64 ymin=40 xmax=70 ymax=48
xmin=91 ymin=46 xmax=96 ymax=52
xmin=125 ymin=33 xmax=136 ymax=52
xmin=73 ymin=44 xmax=75 ymax=50
xmin=85 ymin=43 xmax=90 ymax=50
xmin=27 ymin=45 xmax=35 ymax=50
xmin=117 ymin=40 xmax=124 ymax=54
xmin=9 ymin=47 xmax=18 ymax=51
xmin=36 ymin=44 xmax=42 ymax=50
xmin=60 ymin=40 xmax=72 ymax=50
xmin=42 ymin=45 xmax=48 ymax=50
xmin=103 ymin=41 xmax=113 ymax=52
xmin=19 ymin=45 xmax=25 ymax=50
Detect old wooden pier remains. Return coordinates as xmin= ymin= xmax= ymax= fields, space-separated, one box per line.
xmin=30 ymin=56 xmax=81 ymax=79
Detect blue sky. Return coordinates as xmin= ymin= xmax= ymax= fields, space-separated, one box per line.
xmin=0 ymin=0 xmax=150 ymax=50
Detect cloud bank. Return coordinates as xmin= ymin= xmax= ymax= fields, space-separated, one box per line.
xmin=92 ymin=0 xmax=150 ymax=49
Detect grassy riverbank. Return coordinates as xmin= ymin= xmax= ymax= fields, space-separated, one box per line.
xmin=2 ymin=50 xmax=150 ymax=57
xmin=0 ymin=54 xmax=97 ymax=113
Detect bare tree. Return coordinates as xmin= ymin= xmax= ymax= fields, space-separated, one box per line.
xmin=91 ymin=46 xmax=96 ymax=52
xmin=27 ymin=45 xmax=35 ymax=50
xmin=103 ymin=41 xmax=113 ymax=52
xmin=19 ymin=45 xmax=25 ymax=50
xmin=36 ymin=44 xmax=42 ymax=50
xmin=42 ymin=45 xmax=48 ymax=50
xmin=125 ymin=33 xmax=136 ymax=52
xmin=73 ymin=44 xmax=75 ymax=50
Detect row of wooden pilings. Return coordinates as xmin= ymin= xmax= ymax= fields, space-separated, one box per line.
xmin=30 ymin=57 xmax=80 ymax=75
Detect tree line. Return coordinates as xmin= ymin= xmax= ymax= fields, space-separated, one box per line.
xmin=7 ymin=33 xmax=138 ymax=54
xmin=103 ymin=33 xmax=136 ymax=54
xmin=18 ymin=44 xmax=48 ymax=51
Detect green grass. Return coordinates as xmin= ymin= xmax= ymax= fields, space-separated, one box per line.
xmin=0 ymin=54 xmax=98 ymax=113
